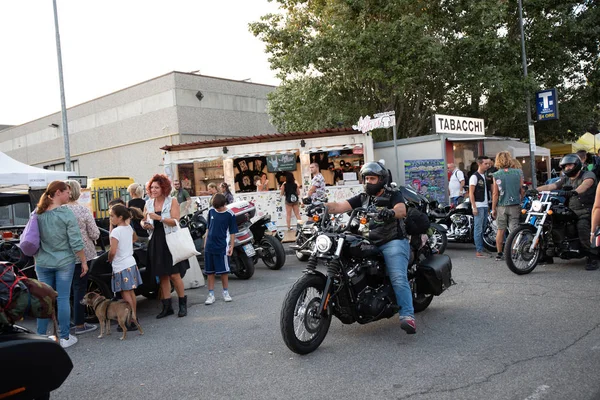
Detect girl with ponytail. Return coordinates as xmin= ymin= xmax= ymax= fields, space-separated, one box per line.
xmin=35 ymin=180 xmax=87 ymax=348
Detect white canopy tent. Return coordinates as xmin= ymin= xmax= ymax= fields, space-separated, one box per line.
xmin=0 ymin=152 xmax=73 ymax=189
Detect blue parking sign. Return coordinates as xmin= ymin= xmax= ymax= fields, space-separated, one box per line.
xmin=536 ymin=88 xmax=559 ymax=121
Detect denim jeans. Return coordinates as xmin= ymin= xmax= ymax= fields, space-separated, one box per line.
xmin=72 ymin=262 xmax=91 ymax=326
xmin=450 ymin=196 xmax=463 ymax=207
xmin=473 ymin=207 xmax=489 ymax=253
xmin=35 ymin=264 xmax=75 ymax=339
xmin=379 ymin=239 xmax=413 ymax=318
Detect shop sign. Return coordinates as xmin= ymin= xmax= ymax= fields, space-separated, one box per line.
xmin=352 ymin=146 xmax=364 ymax=155
xmin=266 ymin=153 xmax=297 ymax=172
xmin=434 ymin=114 xmax=485 ymax=135
xmin=536 ymin=88 xmax=559 ymax=121
xmin=353 ymin=111 xmax=395 ymax=133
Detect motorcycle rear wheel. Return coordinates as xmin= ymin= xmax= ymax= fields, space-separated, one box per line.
xmin=281 ymin=274 xmax=332 ymax=355
xmin=413 ymin=292 xmax=434 ymax=313
xmin=505 ymin=225 xmax=541 ymax=275
xmin=428 ymin=227 xmax=447 ymax=254
xmin=483 ymin=217 xmax=498 ymax=252
xmin=232 ymin=249 xmax=255 ymax=279
xmin=261 ymin=235 xmax=286 ymax=270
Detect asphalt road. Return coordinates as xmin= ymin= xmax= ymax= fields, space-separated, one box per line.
xmin=26 ymin=244 xmax=600 ymax=400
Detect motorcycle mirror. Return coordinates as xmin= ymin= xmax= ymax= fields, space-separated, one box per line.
xmin=374 ymin=196 xmax=391 ymax=207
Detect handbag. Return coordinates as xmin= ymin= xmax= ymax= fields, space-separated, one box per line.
xmin=19 ymin=211 xmax=40 ymax=257
xmin=165 ymin=220 xmax=200 ymax=265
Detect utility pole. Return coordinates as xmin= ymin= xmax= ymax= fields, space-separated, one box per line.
xmin=518 ymin=0 xmax=537 ymax=187
xmin=52 ymin=0 xmax=71 ymax=170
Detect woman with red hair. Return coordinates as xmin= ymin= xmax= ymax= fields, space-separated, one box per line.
xmin=142 ymin=174 xmax=190 ymax=318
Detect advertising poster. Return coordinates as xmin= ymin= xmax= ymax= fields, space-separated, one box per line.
xmin=404 ymin=159 xmax=447 ymax=205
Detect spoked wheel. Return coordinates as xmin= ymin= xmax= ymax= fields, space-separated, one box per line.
xmin=483 ymin=217 xmax=498 ymax=252
xmin=280 ymin=274 xmax=331 ymax=355
xmin=505 ymin=225 xmax=541 ymax=275
xmin=261 ymin=235 xmax=286 ymax=270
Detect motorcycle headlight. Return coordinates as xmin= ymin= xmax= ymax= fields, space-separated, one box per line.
xmin=531 ymin=200 xmax=543 ymax=212
xmin=315 ymin=235 xmax=333 ymax=253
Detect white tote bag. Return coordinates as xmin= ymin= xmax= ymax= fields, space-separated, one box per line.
xmin=182 ymin=255 xmax=205 ymax=289
xmin=165 ymin=220 xmax=201 ymax=265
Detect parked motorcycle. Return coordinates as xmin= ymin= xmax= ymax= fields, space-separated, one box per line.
xmin=399 ymin=186 xmax=448 ymax=254
xmin=280 ymin=198 xmax=453 ymax=355
xmin=0 ymin=324 xmax=73 ymax=399
xmin=505 ymin=188 xmax=585 ymax=275
xmin=428 ymin=198 xmax=497 ymax=252
xmin=292 ymin=197 xmax=328 ymax=262
xmin=249 ymin=213 xmax=286 ymax=270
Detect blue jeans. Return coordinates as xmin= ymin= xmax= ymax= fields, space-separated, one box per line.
xmin=450 ymin=196 xmax=463 ymax=207
xmin=35 ymin=264 xmax=75 ymax=339
xmin=473 ymin=207 xmax=488 ymax=253
xmin=379 ymin=239 xmax=413 ymax=318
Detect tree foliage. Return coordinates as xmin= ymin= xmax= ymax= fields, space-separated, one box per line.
xmin=250 ymin=0 xmax=599 ymax=142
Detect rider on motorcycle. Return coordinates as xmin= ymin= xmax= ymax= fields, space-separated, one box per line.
xmin=323 ymin=161 xmax=416 ymax=334
xmin=537 ymin=154 xmax=598 ymax=270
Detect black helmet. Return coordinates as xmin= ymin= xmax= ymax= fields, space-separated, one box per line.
xmin=559 ymin=154 xmax=582 ymax=177
xmin=360 ymin=161 xmax=389 ymax=195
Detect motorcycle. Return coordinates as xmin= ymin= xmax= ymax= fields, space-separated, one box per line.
xmin=249 ymin=213 xmax=286 ymax=270
xmin=428 ymin=198 xmax=497 ymax=252
xmin=280 ymin=197 xmax=453 ymax=355
xmin=180 ymin=199 xmax=257 ymax=279
xmin=292 ymin=197 xmax=328 ymax=262
xmin=0 ymin=324 xmax=73 ymax=399
xmin=504 ymin=188 xmax=586 ymax=275
xmin=399 ymin=186 xmax=448 ymax=254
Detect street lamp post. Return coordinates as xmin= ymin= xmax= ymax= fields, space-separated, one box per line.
xmin=518 ymin=0 xmax=537 ymax=187
xmin=52 ymin=0 xmax=71 ymax=171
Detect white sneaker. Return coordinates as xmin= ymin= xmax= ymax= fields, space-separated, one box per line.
xmin=223 ymin=292 xmax=232 ymax=302
xmin=59 ymin=334 xmax=78 ymax=348
xmin=205 ymin=293 xmax=216 ymax=305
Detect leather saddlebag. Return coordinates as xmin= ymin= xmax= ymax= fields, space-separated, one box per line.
xmin=416 ymin=254 xmax=453 ymax=295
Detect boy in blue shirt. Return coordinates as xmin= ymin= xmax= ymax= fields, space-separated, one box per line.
xmin=204 ymin=194 xmax=238 ymax=304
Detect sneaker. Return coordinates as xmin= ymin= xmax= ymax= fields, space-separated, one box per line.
xmin=495 ymin=253 xmax=504 ymax=261
xmin=476 ymin=252 xmax=488 ymax=258
xmin=205 ymin=293 xmax=216 ymax=305
xmin=223 ymin=292 xmax=232 ymax=302
xmin=399 ymin=316 xmax=416 ymax=334
xmin=59 ymin=334 xmax=78 ymax=348
xmin=73 ymin=323 xmax=97 ymax=335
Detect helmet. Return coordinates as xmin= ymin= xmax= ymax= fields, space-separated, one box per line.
xmin=559 ymin=154 xmax=582 ymax=177
xmin=360 ymin=162 xmax=389 ymax=195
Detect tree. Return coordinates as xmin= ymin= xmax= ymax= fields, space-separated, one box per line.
xmin=250 ymin=0 xmax=600 ymax=142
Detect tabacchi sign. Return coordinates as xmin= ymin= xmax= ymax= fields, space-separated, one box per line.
xmin=434 ymin=114 xmax=485 ymax=135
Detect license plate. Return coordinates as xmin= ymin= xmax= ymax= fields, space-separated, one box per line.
xmin=243 ymin=243 xmax=256 ymax=257
xmin=265 ymin=221 xmax=277 ymax=232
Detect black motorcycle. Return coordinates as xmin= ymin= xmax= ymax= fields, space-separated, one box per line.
xmin=428 ymin=198 xmax=497 ymax=252
xmin=505 ymin=189 xmax=585 ymax=275
xmin=292 ymin=197 xmax=328 ymax=262
xmin=280 ymin=198 xmax=453 ymax=355
xmin=249 ymin=213 xmax=286 ymax=270
xmin=0 ymin=324 xmax=73 ymax=399
xmin=399 ymin=186 xmax=448 ymax=254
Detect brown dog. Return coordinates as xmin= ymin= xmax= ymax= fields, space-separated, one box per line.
xmin=81 ymin=292 xmax=143 ymax=340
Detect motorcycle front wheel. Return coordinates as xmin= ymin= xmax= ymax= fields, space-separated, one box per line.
xmin=505 ymin=225 xmax=541 ymax=275
xmin=261 ymin=235 xmax=286 ymax=270
xmin=280 ymin=274 xmax=332 ymax=355
xmin=483 ymin=217 xmax=498 ymax=252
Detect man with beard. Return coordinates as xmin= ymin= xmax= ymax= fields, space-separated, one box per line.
xmin=323 ymin=161 xmax=415 ymax=334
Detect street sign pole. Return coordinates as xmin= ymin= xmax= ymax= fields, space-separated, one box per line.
xmin=53 ymin=0 xmax=71 ymax=170
xmin=519 ymin=0 xmax=537 ymax=187
xmin=392 ymin=123 xmax=400 ymax=182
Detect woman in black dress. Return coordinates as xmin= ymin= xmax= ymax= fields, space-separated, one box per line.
xmin=142 ymin=174 xmax=190 ymax=318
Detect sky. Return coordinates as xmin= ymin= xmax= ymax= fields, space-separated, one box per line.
xmin=0 ymin=0 xmax=281 ymax=126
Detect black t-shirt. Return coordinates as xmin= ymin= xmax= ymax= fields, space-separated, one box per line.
xmin=127 ymin=198 xmax=149 ymax=238
xmin=347 ymin=189 xmax=407 ymax=243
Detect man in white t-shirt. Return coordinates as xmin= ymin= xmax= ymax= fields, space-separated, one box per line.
xmin=448 ymin=163 xmax=465 ymax=206
xmin=468 ymin=156 xmax=491 ymax=258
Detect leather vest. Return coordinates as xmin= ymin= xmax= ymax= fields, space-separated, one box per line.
xmin=473 ymin=172 xmax=487 ymax=203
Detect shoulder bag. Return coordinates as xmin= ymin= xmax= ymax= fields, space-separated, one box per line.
xmin=165 ymin=220 xmax=200 ymax=265
xmin=19 ymin=211 xmax=40 ymax=257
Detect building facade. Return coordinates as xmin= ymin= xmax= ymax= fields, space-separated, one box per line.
xmin=0 ymin=72 xmax=277 ymax=183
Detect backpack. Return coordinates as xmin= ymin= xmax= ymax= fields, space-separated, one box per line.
xmin=19 ymin=211 xmax=40 ymax=257
xmin=405 ymin=207 xmax=431 ymax=235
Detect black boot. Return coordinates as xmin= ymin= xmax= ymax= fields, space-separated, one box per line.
xmin=178 ymin=296 xmax=188 ymax=317
xmin=156 ymin=298 xmax=174 ymax=319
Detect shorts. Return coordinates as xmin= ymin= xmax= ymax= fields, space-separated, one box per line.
xmin=112 ymin=265 xmax=143 ymax=293
xmin=204 ymin=252 xmax=230 ymax=275
xmin=496 ymin=205 xmax=520 ymax=231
